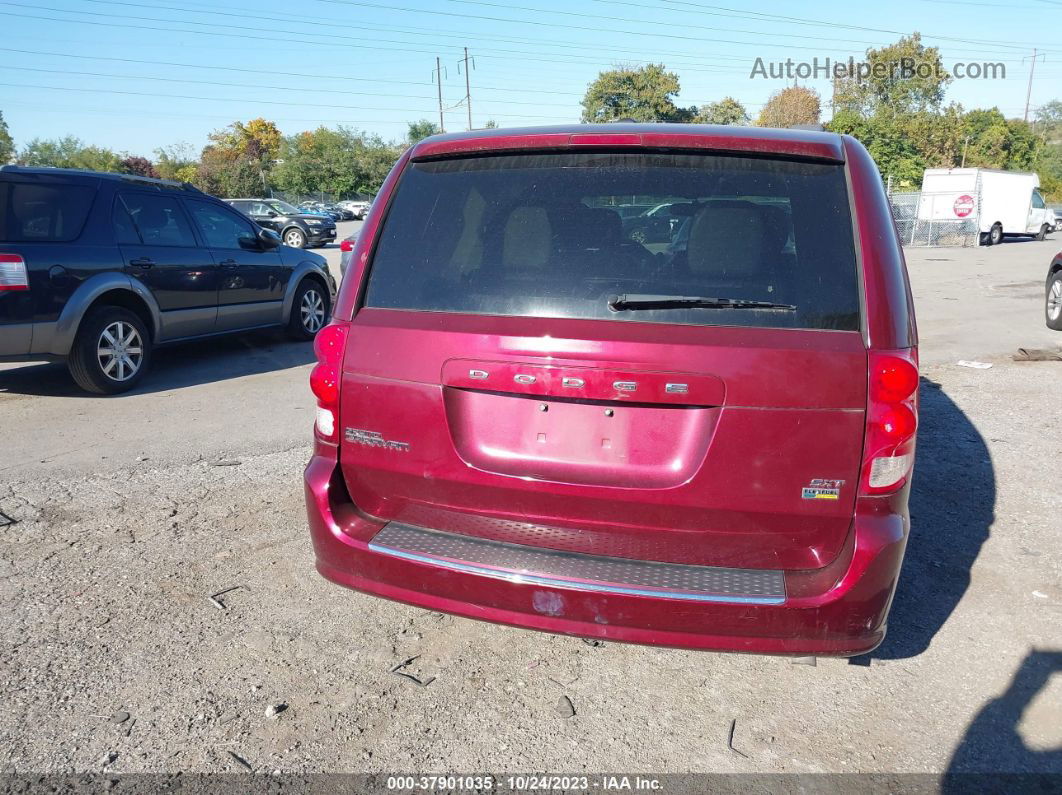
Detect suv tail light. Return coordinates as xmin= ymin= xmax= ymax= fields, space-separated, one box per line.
xmin=861 ymin=350 xmax=919 ymax=495
xmin=0 ymin=254 xmax=29 ymax=291
xmin=339 ymin=238 xmax=355 ymax=253
xmin=309 ymin=322 xmax=349 ymax=442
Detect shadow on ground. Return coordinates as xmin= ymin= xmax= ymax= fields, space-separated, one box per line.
xmin=944 ymin=648 xmax=1062 ymax=784
xmin=0 ymin=330 xmax=315 ymax=398
xmin=870 ymin=377 xmax=996 ymax=661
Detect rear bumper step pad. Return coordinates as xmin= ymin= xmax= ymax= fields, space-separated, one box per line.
xmin=368 ymin=522 xmax=786 ymax=605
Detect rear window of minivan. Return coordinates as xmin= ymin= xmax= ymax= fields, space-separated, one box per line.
xmin=0 ymin=181 xmax=96 ymax=243
xmin=364 ymin=152 xmax=861 ymax=331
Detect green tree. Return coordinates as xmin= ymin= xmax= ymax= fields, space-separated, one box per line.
xmin=154 ymin=142 xmax=197 ymax=181
xmin=903 ymin=104 xmax=964 ymax=168
xmin=407 ymin=119 xmax=441 ymax=145
xmin=756 ymin=86 xmax=821 ymax=128
xmin=194 ymin=147 xmax=264 ymax=198
xmin=833 ymin=33 xmax=950 ymax=117
xmin=0 ymin=111 xmax=13 ymax=164
xmin=18 ymin=136 xmax=121 ymax=171
xmin=581 ymin=64 xmax=693 ymax=123
xmin=827 ymin=110 xmax=925 ymax=187
xmin=1034 ymin=99 xmax=1062 ymax=134
xmin=693 ymin=97 xmax=750 ymax=126
xmin=193 ymin=118 xmax=283 ymax=196
xmin=1004 ymin=119 xmax=1040 ymax=170
xmin=272 ymin=126 xmax=401 ymax=198
xmin=961 ymin=108 xmax=1010 ymax=167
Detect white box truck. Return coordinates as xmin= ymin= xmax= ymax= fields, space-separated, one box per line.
xmin=918 ymin=168 xmax=1052 ymax=245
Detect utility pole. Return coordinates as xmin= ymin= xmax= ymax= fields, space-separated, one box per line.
xmin=1023 ymin=49 xmax=1043 ymax=123
xmin=434 ymin=57 xmax=445 ymax=133
xmin=961 ymin=136 xmax=970 ymax=168
xmin=459 ymin=47 xmax=474 ymax=131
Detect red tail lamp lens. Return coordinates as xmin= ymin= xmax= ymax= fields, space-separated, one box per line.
xmin=310 ymin=363 xmax=340 ymax=405
xmin=314 ymin=323 xmax=347 ymax=366
xmin=871 ymin=356 xmax=920 ymax=403
xmin=340 ymin=239 xmax=354 ymax=252
xmin=310 ymin=324 xmax=348 ymax=438
xmin=878 ymin=404 xmax=917 ymax=439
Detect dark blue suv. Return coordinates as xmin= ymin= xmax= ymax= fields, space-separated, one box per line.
xmin=0 ymin=166 xmax=336 ymax=393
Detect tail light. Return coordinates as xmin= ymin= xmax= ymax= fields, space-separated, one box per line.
xmin=860 ymin=350 xmax=919 ymax=495
xmin=309 ymin=322 xmax=349 ymax=442
xmin=339 ymin=238 xmax=355 ymax=252
xmin=0 ymin=254 xmax=29 ymax=291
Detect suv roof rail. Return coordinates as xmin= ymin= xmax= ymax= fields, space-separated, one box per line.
xmin=0 ymin=164 xmax=205 ymax=193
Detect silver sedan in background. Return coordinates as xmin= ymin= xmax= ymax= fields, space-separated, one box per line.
xmin=339 ymin=231 xmax=358 ymax=277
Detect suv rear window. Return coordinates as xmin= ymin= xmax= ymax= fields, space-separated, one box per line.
xmin=0 ymin=181 xmax=96 ymax=243
xmin=364 ymin=152 xmax=861 ymax=331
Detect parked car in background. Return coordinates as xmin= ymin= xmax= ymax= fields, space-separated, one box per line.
xmin=227 ymin=198 xmax=336 ymax=249
xmin=621 ymin=201 xmax=681 ymax=245
xmin=298 ymin=202 xmax=342 ymax=222
xmin=339 ymin=231 xmax=358 ymax=276
xmin=339 ymin=199 xmax=372 ymax=219
xmin=1048 ymin=205 xmax=1062 ymax=233
xmin=0 ymin=166 xmax=336 ymax=393
xmin=1047 ymin=250 xmax=1062 ymax=331
xmin=304 ymin=123 xmax=919 ymax=658
xmin=329 ymin=204 xmax=355 ymax=221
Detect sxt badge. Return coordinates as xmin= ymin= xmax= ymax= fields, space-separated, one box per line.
xmin=802 ymin=478 xmax=844 ymax=500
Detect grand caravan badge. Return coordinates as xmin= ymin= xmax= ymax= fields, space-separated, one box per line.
xmin=801 ymin=479 xmax=844 ymax=500
xmin=344 ymin=428 xmax=410 ymax=452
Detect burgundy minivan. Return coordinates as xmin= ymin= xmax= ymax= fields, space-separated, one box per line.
xmin=304 ymin=124 xmax=918 ymax=656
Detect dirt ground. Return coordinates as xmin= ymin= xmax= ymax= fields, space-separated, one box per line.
xmin=0 ymin=235 xmax=1060 ymax=780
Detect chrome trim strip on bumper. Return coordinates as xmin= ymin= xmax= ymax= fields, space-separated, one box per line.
xmin=368 ymin=522 xmax=786 ymax=605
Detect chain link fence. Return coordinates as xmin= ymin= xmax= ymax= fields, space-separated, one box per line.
xmin=888 ymin=189 xmax=982 ymax=248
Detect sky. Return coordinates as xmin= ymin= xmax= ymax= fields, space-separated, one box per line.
xmin=0 ymin=0 xmax=1058 ymax=157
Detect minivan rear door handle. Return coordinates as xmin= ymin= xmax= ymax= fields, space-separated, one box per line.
xmin=128 ymin=257 xmax=154 ymax=268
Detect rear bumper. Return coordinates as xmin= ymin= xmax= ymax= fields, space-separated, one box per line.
xmin=0 ymin=322 xmax=32 ymax=357
xmin=305 ymin=453 xmax=909 ymax=656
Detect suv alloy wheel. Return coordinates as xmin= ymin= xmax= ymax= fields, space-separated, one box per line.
xmin=68 ymin=306 xmax=153 ymax=394
xmin=288 ymin=279 xmax=330 ymax=340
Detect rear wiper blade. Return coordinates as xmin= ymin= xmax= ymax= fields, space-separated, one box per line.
xmin=608 ymin=294 xmax=797 ymax=312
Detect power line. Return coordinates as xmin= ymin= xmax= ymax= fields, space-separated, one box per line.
xmin=0 ymin=47 xmax=585 ymax=98
xmin=309 ymin=0 xmax=914 ymax=54
xmin=649 ymin=0 xmax=1062 ymax=53
xmin=78 ymin=0 xmax=764 ymax=70
xmin=0 ymin=63 xmax=583 ymax=108
xmin=0 ymin=81 xmax=577 ymax=120
xmin=0 ymin=3 xmax=758 ymax=74
xmin=314 ymin=0 xmax=1062 ymax=57
xmin=0 ymin=100 xmax=446 ymax=127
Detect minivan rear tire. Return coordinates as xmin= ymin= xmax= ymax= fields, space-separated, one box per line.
xmin=288 ymin=278 xmax=330 ymax=340
xmin=68 ymin=306 xmax=153 ymax=394
xmin=1046 ymin=271 xmax=1062 ymax=331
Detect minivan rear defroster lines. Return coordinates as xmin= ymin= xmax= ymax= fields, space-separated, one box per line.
xmin=304 ymin=124 xmax=918 ymax=656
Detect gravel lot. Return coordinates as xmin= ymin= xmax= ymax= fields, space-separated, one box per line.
xmin=1 ymin=229 xmax=1060 ymax=779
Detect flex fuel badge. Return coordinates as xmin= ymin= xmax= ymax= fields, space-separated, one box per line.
xmin=802 ymin=479 xmax=844 ymax=500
